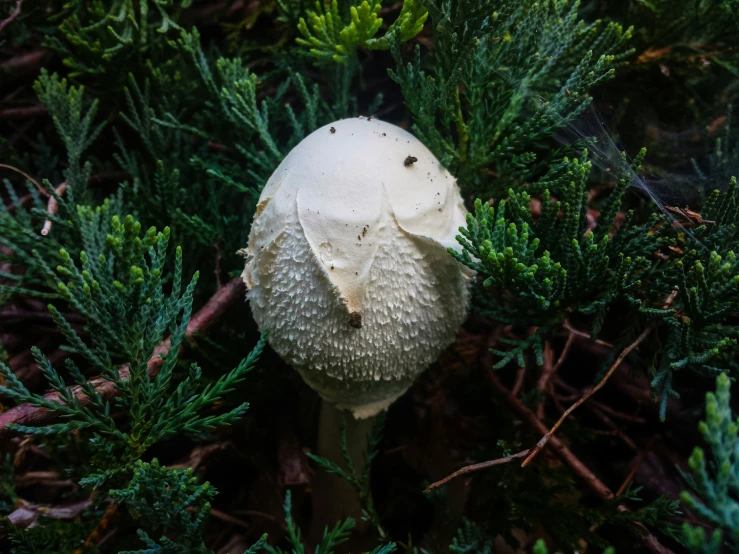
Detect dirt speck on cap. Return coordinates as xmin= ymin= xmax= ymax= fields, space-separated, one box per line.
xmin=349 ymin=311 xmax=363 ymax=328
xmin=404 ymin=155 xmax=418 ymax=167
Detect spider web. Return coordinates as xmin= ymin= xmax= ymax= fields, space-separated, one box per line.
xmin=489 ymin=58 xmax=736 ymax=249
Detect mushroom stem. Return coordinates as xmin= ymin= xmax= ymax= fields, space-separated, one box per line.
xmin=311 ymin=400 xmax=376 ymax=538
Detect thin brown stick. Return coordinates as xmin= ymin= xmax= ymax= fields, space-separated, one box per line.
xmin=511 ymin=365 xmax=526 ymax=397
xmin=0 ymin=163 xmax=47 ymax=196
xmin=425 ymin=448 xmax=532 ymax=492
xmin=567 ymin=394 xmax=641 ymax=451
xmin=543 ymin=331 xmax=575 ymax=387
xmin=209 ymin=508 xmax=253 ymax=529
xmin=0 ymin=50 xmax=46 ymax=75
xmin=583 ymin=440 xmax=657 ymax=553
xmin=0 ymin=106 xmax=47 ymax=120
xmin=15 ymin=470 xmax=74 ymax=488
xmin=483 ymin=356 xmax=674 ymax=554
xmin=0 ymin=0 xmax=23 ymax=33
xmin=40 ymin=182 xmax=67 ymax=236
xmin=555 ymin=378 xmax=646 ymax=424
xmin=74 ymin=502 xmax=118 ymax=554
xmin=9 ymin=498 xmax=92 ymax=527
xmin=233 ymin=509 xmax=283 ymax=524
xmin=521 ymin=325 xmax=654 ymax=468
xmin=214 ymin=237 xmax=223 ymax=289
xmin=486 ymin=361 xmax=612 ymax=497
xmin=0 ymin=277 xmax=245 ymax=437
xmin=616 ymin=440 xmax=653 ymax=497
xmin=536 ymin=339 xmax=554 ymax=392
xmin=562 ymin=320 xmax=613 ymax=348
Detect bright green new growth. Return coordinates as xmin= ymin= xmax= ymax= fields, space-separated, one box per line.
xmin=450 ymin=150 xmax=662 ymax=365
xmin=2 ymin=0 xmax=739 ymax=551
xmin=46 ymin=0 xmax=192 ymax=77
xmin=0 ymin=213 xmax=266 ymax=489
xmin=680 ymin=374 xmax=739 ymax=553
xmin=451 ymin=150 xmax=739 ymax=418
xmin=297 ymin=0 xmax=428 ymax=64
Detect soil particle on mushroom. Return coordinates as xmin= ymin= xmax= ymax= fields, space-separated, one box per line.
xmin=330 ymin=127 xmax=336 ymax=133
xmin=349 ymin=311 xmax=363 ymax=328
xmin=404 ymin=155 xmax=418 ymax=167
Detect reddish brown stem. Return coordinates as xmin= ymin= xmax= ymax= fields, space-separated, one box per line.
xmin=214 ymin=237 xmax=223 ymax=289
xmin=562 ymin=320 xmax=613 ymax=348
xmin=425 ymin=448 xmax=532 ymax=492
xmin=0 ymin=106 xmax=46 ymax=120
xmin=555 ymin=378 xmax=647 ymax=424
xmin=74 ymin=502 xmax=118 ymax=554
xmin=0 ymin=278 xmax=245 ymax=437
xmin=521 ymin=325 xmax=654 ymax=467
xmin=41 ymin=182 xmax=67 ymax=236
xmin=0 ymin=163 xmax=46 ymax=196
xmin=483 ymin=346 xmax=674 ymax=554
xmin=0 ymin=0 xmax=23 ymax=33
xmin=0 ymin=50 xmax=46 ymax=75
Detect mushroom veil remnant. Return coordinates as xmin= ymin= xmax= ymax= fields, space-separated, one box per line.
xmin=242 ymin=117 xmax=471 ymax=418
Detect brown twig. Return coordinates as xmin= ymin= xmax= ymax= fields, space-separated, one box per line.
xmin=41 ymin=182 xmax=67 ymax=236
xmin=521 ymin=325 xmax=654 ymax=468
xmin=573 ymin=397 xmax=641 ymax=451
xmin=483 ymin=356 xmax=674 ymax=554
xmin=0 ymin=50 xmax=46 ymax=75
xmin=536 ymin=333 xmax=574 ymax=418
xmin=74 ymin=502 xmax=118 ymax=554
xmin=214 ymin=237 xmax=223 ymax=289
xmin=232 ymin=509 xmax=283 ymax=524
xmin=209 ymin=508 xmax=253 ymax=529
xmin=616 ymin=440 xmax=654 ymax=497
xmin=0 ymin=0 xmax=23 ymax=33
xmin=0 ymin=277 xmax=246 ymax=437
xmin=0 ymin=163 xmax=47 ymax=197
xmin=511 ymin=365 xmax=527 ymax=397
xmin=562 ymin=320 xmax=614 ymax=348
xmin=555 ymin=378 xmax=647 ymax=424
xmin=425 ymin=448 xmax=532 ymax=492
xmin=0 ymin=106 xmax=46 ymax=121
xmin=536 ymin=339 xmax=557 ymax=392
xmin=8 ymin=498 xmax=92 ymax=528
xmin=15 ymin=470 xmax=74 ymax=488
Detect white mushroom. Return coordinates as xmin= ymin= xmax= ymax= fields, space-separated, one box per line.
xmin=243 ymin=117 xmax=471 ymax=418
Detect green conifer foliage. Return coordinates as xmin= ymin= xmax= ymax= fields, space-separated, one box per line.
xmin=388 ymin=0 xmax=634 ymax=198
xmin=297 ymin=0 xmax=428 ymax=63
xmin=2 ymin=0 xmax=739 ymax=552
xmin=680 ymin=374 xmax=739 ymax=553
xmin=0 ymin=214 xmax=266 ymax=486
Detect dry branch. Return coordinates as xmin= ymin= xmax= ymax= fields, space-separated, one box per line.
xmin=483 ymin=346 xmax=674 ymax=554
xmin=425 ymin=448 xmax=532 ymax=492
xmin=0 ymin=106 xmax=47 ymax=120
xmin=522 ymin=325 xmax=654 ymax=467
xmin=0 ymin=163 xmax=46 ymax=196
xmin=0 ymin=0 xmax=23 ymax=33
xmin=40 ymin=181 xmax=67 ymax=236
xmin=0 ymin=50 xmax=46 ymax=75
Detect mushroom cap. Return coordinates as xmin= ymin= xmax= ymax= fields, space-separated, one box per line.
xmin=243 ymin=117 xmax=471 ymax=417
